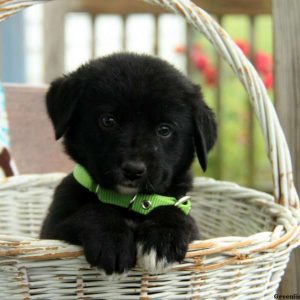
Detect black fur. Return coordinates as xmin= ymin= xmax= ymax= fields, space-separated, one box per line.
xmin=40 ymin=53 xmax=217 ymax=275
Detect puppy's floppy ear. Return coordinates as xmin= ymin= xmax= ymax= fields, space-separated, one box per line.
xmin=192 ymin=86 xmax=217 ymax=172
xmin=46 ymin=75 xmax=82 ymax=140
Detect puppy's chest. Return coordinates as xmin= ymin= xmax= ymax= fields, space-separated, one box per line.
xmin=122 ymin=210 xmax=145 ymax=228
xmin=125 ymin=219 xmax=138 ymax=229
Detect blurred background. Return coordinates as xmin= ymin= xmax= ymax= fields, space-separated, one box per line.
xmin=0 ymin=0 xmax=273 ymax=191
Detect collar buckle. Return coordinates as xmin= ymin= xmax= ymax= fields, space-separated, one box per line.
xmin=175 ymin=195 xmax=191 ymax=206
xmin=130 ymin=194 xmax=138 ymax=204
xmin=128 ymin=194 xmax=138 ymax=210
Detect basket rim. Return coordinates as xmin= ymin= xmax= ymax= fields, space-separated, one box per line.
xmin=0 ymin=173 xmax=299 ymax=271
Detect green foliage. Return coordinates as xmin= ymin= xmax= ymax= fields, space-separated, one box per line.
xmin=191 ymin=15 xmax=273 ymax=191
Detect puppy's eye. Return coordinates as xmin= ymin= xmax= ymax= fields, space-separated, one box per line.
xmin=156 ymin=124 xmax=173 ymax=138
xmin=99 ymin=114 xmax=117 ymax=129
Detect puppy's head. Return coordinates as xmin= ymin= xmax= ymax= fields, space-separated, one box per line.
xmin=46 ymin=53 xmax=217 ymax=196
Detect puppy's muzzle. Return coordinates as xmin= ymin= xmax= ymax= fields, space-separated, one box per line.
xmin=121 ymin=161 xmax=146 ymax=181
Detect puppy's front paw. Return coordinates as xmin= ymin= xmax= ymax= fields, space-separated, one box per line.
xmin=137 ymin=243 xmax=176 ymax=274
xmin=82 ymin=229 xmax=136 ymax=276
xmin=136 ymin=224 xmax=189 ymax=274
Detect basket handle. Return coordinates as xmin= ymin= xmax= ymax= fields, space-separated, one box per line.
xmin=144 ymin=0 xmax=299 ymax=208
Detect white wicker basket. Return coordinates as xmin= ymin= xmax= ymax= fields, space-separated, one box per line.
xmin=1 ymin=0 xmax=300 ymax=299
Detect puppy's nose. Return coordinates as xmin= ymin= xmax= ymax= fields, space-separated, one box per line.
xmin=122 ymin=161 xmax=146 ymax=181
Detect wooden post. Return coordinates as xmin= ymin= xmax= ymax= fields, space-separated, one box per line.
xmin=273 ymin=0 xmax=300 ymax=294
xmin=43 ymin=0 xmax=68 ymax=83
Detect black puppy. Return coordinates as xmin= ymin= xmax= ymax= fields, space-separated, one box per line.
xmin=40 ymin=53 xmax=217 ymax=276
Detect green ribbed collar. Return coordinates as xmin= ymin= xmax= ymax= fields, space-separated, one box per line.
xmin=73 ymin=164 xmax=191 ymax=215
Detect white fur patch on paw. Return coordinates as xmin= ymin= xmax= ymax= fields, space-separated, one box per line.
xmin=106 ymin=272 xmax=128 ymax=281
xmin=137 ymin=243 xmax=174 ymax=274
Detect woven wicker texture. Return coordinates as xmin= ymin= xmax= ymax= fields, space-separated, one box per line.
xmin=0 ymin=0 xmax=47 ymax=21
xmin=1 ymin=0 xmax=300 ymax=299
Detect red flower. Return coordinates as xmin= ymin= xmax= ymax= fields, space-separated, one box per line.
xmin=255 ymin=52 xmax=272 ymax=75
xmin=204 ymin=66 xmax=217 ymax=86
xmin=194 ymin=54 xmax=209 ymax=71
xmin=190 ymin=45 xmax=209 ymax=72
xmin=235 ymin=40 xmax=250 ymax=57
xmin=175 ymin=45 xmax=186 ymax=54
xmin=263 ymin=72 xmax=273 ymax=90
